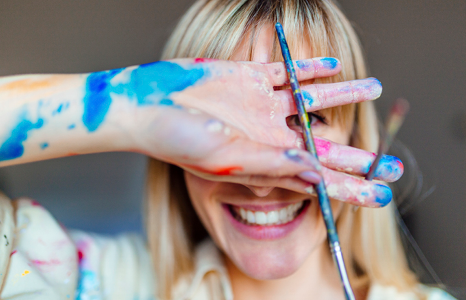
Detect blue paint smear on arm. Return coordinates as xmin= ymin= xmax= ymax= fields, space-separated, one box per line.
xmin=40 ymin=142 xmax=49 ymax=149
xmin=82 ymin=68 xmax=123 ymax=132
xmin=0 ymin=118 xmax=44 ymax=161
xmin=68 ymin=124 xmax=76 ymax=130
xmin=52 ymin=102 xmax=70 ymax=116
xmin=52 ymin=104 xmax=63 ymax=115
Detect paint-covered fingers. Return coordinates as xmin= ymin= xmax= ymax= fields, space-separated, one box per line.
xmin=315 ymin=167 xmax=392 ymax=208
xmin=263 ymin=57 xmax=341 ymax=86
xmin=277 ymin=78 xmax=382 ymax=116
xmin=182 ymin=139 xmax=323 ymax=185
xmin=314 ymin=137 xmax=404 ymax=182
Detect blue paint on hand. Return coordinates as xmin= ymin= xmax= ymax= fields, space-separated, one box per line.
xmin=296 ymin=60 xmax=312 ymax=71
xmin=68 ymin=124 xmax=76 ymax=130
xmin=128 ymin=61 xmax=206 ymax=105
xmin=82 ymin=61 xmax=206 ymax=132
xmin=364 ymin=154 xmax=404 ymax=182
xmin=40 ymin=142 xmax=49 ymax=149
xmin=0 ymin=118 xmax=44 ymax=161
xmin=159 ymin=99 xmax=174 ymax=106
xmin=373 ymin=184 xmax=392 ymax=207
xmin=320 ymin=58 xmax=338 ymax=69
xmin=302 ymin=91 xmax=314 ymax=106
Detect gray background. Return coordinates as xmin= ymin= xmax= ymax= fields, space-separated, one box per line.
xmin=0 ymin=0 xmax=465 ymax=295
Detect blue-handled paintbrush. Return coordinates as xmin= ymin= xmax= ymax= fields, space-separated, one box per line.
xmin=275 ymin=22 xmax=355 ymax=300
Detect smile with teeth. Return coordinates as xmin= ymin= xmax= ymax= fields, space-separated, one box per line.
xmin=229 ymin=201 xmax=307 ymax=226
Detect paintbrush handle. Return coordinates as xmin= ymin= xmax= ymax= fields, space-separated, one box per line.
xmin=275 ymin=23 xmax=355 ymax=300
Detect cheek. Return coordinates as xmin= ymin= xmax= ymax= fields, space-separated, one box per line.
xmin=184 ymin=171 xmax=226 ymax=244
xmin=315 ymin=124 xmax=351 ymax=145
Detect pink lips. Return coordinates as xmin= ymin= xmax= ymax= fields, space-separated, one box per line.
xmin=223 ymin=201 xmax=310 ymax=240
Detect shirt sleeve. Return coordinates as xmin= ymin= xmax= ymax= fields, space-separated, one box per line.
xmin=0 ymin=195 xmax=155 ymax=300
xmin=0 ymin=197 xmax=78 ymax=299
xmin=69 ymin=230 xmax=155 ymax=300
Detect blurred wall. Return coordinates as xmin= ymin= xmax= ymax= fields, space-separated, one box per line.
xmin=0 ymin=0 xmax=464 ymax=293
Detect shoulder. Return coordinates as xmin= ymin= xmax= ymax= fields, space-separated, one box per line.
xmin=70 ymin=229 xmax=155 ymax=299
xmin=0 ymin=196 xmax=155 ymax=300
xmin=368 ymin=283 xmax=457 ymax=300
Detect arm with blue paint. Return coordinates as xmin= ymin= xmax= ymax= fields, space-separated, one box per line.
xmin=0 ymin=58 xmax=401 ymax=207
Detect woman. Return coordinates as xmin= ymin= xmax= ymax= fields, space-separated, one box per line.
xmin=147 ymin=0 xmax=454 ymax=299
xmin=0 ymin=0 xmax=454 ymax=299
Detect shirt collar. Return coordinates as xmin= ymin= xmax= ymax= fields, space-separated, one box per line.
xmin=179 ymin=239 xmax=233 ymax=300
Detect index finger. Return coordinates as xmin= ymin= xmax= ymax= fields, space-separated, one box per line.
xmin=261 ymin=57 xmax=342 ymax=86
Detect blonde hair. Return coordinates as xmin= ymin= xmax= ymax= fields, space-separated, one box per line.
xmin=145 ymin=0 xmax=422 ymax=298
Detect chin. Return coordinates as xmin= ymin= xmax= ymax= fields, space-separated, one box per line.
xmin=231 ymin=245 xmax=307 ymax=280
xmin=220 ymin=199 xmax=325 ymax=280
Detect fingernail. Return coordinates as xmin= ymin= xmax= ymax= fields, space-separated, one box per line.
xmin=298 ymin=171 xmax=321 ymax=183
xmin=320 ymin=57 xmax=339 ymax=69
xmin=285 ymin=149 xmax=320 ymax=170
xmin=373 ymin=184 xmax=392 ymax=207
xmin=353 ymin=78 xmax=382 ymax=101
xmin=285 ymin=149 xmax=302 ymax=163
xmin=368 ymin=78 xmax=382 ymax=100
xmin=374 ymin=155 xmax=404 ymax=182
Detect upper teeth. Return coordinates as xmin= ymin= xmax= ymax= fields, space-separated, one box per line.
xmin=236 ymin=202 xmax=304 ymax=226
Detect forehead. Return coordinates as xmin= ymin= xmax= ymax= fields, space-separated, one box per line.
xmin=230 ymin=24 xmax=312 ymax=63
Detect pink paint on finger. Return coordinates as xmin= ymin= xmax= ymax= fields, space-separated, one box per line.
xmin=315 ymin=137 xmax=403 ymax=182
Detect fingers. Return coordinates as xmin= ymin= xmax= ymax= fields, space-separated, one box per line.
xmin=314 ymin=138 xmax=404 ymax=182
xmin=263 ymin=57 xmax=341 ymax=86
xmin=313 ymin=167 xmax=392 ymax=208
xmin=277 ymin=78 xmax=382 ymax=116
xmin=181 ymin=137 xmax=322 ymax=184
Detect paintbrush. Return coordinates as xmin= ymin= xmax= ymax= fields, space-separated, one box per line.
xmin=365 ymin=98 xmax=410 ymax=181
xmin=275 ymin=23 xmax=355 ymax=300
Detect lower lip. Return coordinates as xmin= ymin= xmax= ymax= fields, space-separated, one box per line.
xmin=223 ymin=202 xmax=310 ymax=240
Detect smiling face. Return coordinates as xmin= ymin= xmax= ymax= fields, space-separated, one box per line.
xmin=184 ymin=25 xmax=353 ymax=280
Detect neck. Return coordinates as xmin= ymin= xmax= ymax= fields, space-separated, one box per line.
xmin=226 ymin=241 xmax=346 ymax=300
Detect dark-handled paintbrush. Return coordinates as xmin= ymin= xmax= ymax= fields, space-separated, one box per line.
xmin=275 ymin=22 xmax=355 ymax=300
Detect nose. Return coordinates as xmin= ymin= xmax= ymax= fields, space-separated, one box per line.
xmin=245 ymin=185 xmax=275 ymax=197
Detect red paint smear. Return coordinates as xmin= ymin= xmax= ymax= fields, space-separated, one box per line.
xmin=194 ymin=58 xmax=217 ymax=63
xmin=182 ymin=164 xmax=243 ymax=175
xmin=30 ymin=200 xmax=42 ymax=207
xmin=397 ymin=159 xmax=404 ymax=174
xmin=10 ymin=250 xmax=17 ymax=257
xmin=77 ymin=250 xmax=84 ymax=262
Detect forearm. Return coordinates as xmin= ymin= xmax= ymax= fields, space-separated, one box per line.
xmin=0 ymin=70 xmax=137 ymax=167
